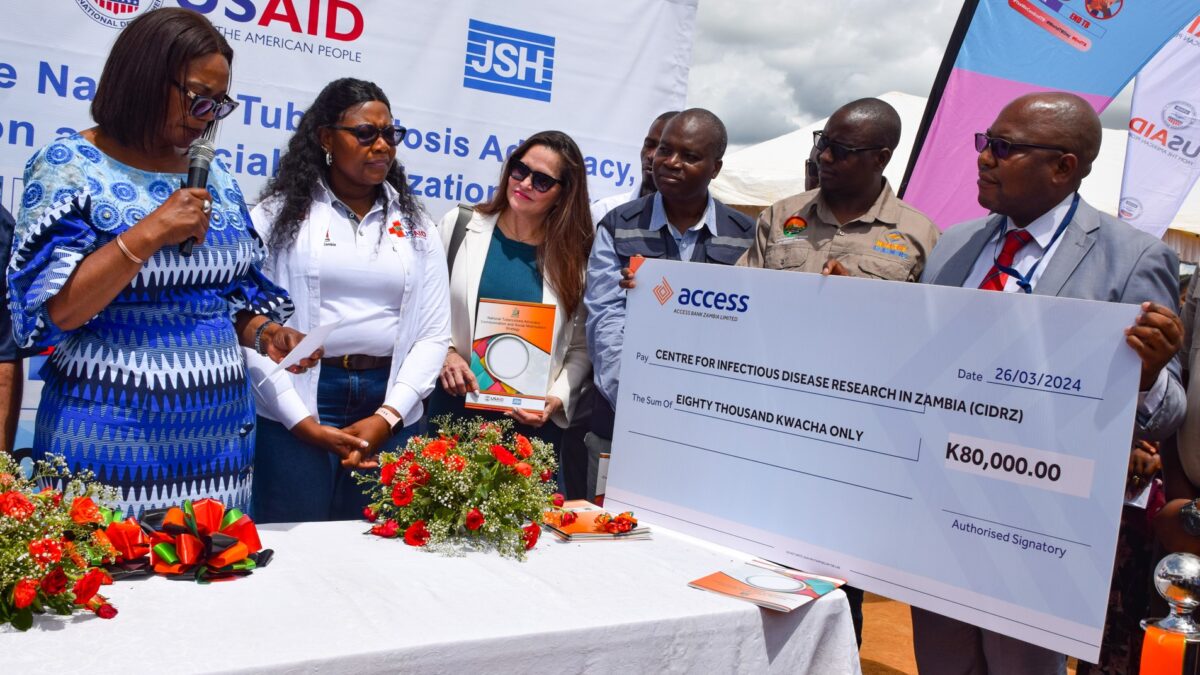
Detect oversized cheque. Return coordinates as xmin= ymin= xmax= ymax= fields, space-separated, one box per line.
xmin=606 ymin=258 xmax=1142 ymax=662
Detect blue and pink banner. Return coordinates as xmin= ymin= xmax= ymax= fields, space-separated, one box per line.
xmin=901 ymin=0 xmax=1198 ymax=229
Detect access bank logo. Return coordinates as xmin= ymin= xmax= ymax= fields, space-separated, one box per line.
xmin=76 ymin=0 xmax=165 ymax=28
xmin=463 ymin=20 xmax=555 ymax=103
xmin=653 ymin=277 xmax=674 ymax=305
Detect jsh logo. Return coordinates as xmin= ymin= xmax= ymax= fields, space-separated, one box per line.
xmin=463 ymin=19 xmax=555 ymax=103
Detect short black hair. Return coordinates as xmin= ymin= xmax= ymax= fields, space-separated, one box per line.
xmin=672 ymin=108 xmax=728 ymax=160
xmin=655 ymin=110 xmax=680 ymax=125
xmin=836 ymin=98 xmax=902 ymax=150
xmin=91 ymin=8 xmax=233 ymax=152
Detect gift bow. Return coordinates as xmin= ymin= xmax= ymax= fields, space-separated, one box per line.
xmin=140 ymin=499 xmax=270 ymax=581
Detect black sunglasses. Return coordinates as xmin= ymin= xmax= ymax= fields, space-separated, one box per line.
xmin=813 ymin=130 xmax=885 ymax=162
xmin=974 ymin=133 xmax=1067 ymax=159
xmin=510 ymin=159 xmax=563 ymax=193
xmin=172 ymin=80 xmax=239 ymax=121
xmin=328 ymin=124 xmax=407 ymax=147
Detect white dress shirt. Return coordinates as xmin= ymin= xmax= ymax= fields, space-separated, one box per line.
xmin=246 ymin=180 xmax=451 ymax=428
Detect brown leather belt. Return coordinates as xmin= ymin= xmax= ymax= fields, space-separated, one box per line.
xmin=321 ymin=354 xmax=392 ymax=371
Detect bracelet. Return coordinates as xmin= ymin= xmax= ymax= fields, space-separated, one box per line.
xmin=253 ymin=319 xmax=277 ymax=356
xmin=374 ymin=406 xmax=403 ymax=435
xmin=115 ymin=235 xmax=145 ymax=265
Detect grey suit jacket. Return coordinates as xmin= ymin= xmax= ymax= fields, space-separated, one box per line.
xmin=921 ymin=197 xmax=1184 ymax=440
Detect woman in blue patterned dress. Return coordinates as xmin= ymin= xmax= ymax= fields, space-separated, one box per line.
xmin=7 ymin=8 xmax=317 ymax=517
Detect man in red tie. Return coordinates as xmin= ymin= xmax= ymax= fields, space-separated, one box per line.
xmin=914 ymin=92 xmax=1185 ymax=674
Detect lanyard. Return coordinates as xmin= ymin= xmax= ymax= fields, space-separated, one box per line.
xmin=992 ymin=193 xmax=1079 ymax=294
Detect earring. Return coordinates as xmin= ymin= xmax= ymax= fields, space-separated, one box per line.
xmin=325 ymin=150 xmax=332 ymax=166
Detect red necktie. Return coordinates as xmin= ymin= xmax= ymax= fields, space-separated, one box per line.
xmin=978 ymin=228 xmax=1034 ymax=291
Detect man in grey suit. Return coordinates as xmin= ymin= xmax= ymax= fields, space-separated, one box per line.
xmin=914 ymin=92 xmax=1185 ymax=674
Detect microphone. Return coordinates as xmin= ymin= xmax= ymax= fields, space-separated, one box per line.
xmin=180 ymin=137 xmax=215 ymax=256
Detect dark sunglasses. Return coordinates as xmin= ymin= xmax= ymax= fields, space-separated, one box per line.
xmin=813 ymin=130 xmax=884 ymax=162
xmin=172 ymin=80 xmax=239 ymax=121
xmin=509 ymin=159 xmax=563 ymax=193
xmin=328 ymin=124 xmax=407 ymax=147
xmin=974 ymin=133 xmax=1067 ymax=159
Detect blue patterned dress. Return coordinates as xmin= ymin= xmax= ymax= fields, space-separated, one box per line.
xmin=9 ymin=134 xmax=293 ymax=517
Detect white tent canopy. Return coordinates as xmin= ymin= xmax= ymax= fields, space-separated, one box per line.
xmin=710 ymin=91 xmax=1200 ymax=249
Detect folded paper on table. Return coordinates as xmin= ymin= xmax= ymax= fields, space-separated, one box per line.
xmin=467 ymin=299 xmax=556 ymax=414
xmin=605 ymin=258 xmax=1142 ymax=662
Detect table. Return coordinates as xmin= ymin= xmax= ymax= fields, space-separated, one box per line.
xmin=0 ymin=521 xmax=860 ymax=674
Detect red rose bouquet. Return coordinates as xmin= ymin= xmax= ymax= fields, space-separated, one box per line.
xmin=0 ymin=454 xmax=120 ymax=630
xmin=357 ymin=416 xmax=558 ymax=559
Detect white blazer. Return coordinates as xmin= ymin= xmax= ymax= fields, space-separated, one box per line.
xmin=436 ymin=208 xmax=590 ymax=428
xmin=245 ymin=184 xmax=451 ymax=428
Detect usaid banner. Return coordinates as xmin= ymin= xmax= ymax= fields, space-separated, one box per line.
xmin=0 ymin=0 xmax=696 ymax=219
xmin=901 ymin=0 xmax=1196 ymax=230
xmin=0 ymin=0 xmax=696 ymax=454
xmin=1119 ymin=16 xmax=1200 ymax=239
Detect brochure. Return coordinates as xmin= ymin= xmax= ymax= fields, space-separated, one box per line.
xmin=689 ymin=561 xmax=845 ymax=612
xmin=466 ymin=299 xmax=556 ymax=414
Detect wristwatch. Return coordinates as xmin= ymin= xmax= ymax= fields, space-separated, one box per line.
xmin=374 ymin=406 xmax=403 ymax=435
xmin=1180 ymin=499 xmax=1200 ymax=537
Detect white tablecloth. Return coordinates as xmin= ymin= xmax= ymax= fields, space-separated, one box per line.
xmin=0 ymin=521 xmax=860 ymax=674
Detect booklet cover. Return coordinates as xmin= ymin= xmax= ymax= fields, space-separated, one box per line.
xmin=543 ymin=501 xmax=650 ymax=542
xmin=689 ymin=561 xmax=845 ymax=613
xmin=466 ymin=299 xmax=557 ymax=414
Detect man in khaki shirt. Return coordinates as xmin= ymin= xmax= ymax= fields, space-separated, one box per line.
xmin=738 ymin=98 xmax=938 ymax=281
xmin=736 ymin=98 xmax=937 ymax=648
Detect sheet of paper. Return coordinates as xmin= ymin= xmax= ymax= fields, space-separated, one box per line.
xmin=606 ymin=258 xmax=1142 ymax=662
xmin=260 ymin=320 xmax=342 ymax=384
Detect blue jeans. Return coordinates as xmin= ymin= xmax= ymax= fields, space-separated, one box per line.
xmin=252 ymin=364 xmax=417 ymax=523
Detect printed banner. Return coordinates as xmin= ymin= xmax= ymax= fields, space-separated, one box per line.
xmin=608 ymin=259 xmax=1142 ymax=662
xmin=901 ymin=0 xmax=1196 ymax=230
xmin=0 ymin=0 xmax=696 ymax=451
xmin=1119 ymin=16 xmax=1200 ymax=239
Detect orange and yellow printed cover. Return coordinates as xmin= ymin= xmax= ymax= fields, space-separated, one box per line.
xmin=690 ymin=562 xmax=845 ymax=613
xmin=466 ymin=299 xmax=556 ymax=414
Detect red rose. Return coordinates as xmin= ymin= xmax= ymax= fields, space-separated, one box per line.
xmin=561 ymin=511 xmax=578 ymax=526
xmin=514 ymin=434 xmax=533 ymax=459
xmin=407 ymin=463 xmax=430 ymax=486
xmin=447 ymin=435 xmax=459 ymax=449
xmin=40 ymin=567 xmax=68 ymax=595
xmin=443 ymin=454 xmax=467 ymax=472
xmin=370 ymin=519 xmax=399 ymax=538
xmin=465 ymin=508 xmax=485 ymax=531
xmin=392 ymin=482 xmax=414 ymax=507
xmin=28 ymin=537 xmax=63 ymax=566
xmin=540 ymin=469 xmax=553 ymax=483
xmin=551 ymin=493 xmax=565 ymax=507
xmin=422 ymin=440 xmax=449 ymax=460
xmin=404 ymin=520 xmax=430 ymax=547
xmin=12 ymin=578 xmax=38 ymax=609
xmin=363 ymin=507 xmax=378 ymax=522
xmin=513 ymin=462 xmax=533 ymax=477
xmin=398 ymin=451 xmax=416 ymax=464
xmin=41 ymin=488 xmax=63 ymax=506
xmin=0 ymin=490 xmax=35 ymax=521
xmin=72 ymin=568 xmax=111 ymax=605
xmin=523 ymin=522 xmax=541 ymax=550
xmin=490 ymin=445 xmax=517 ymax=466
xmin=380 ymin=462 xmax=399 ymax=486
xmin=95 ymin=602 xmax=118 ymax=620
xmin=479 ymin=422 xmax=501 ymax=437
xmin=69 ymin=496 xmax=102 ymax=525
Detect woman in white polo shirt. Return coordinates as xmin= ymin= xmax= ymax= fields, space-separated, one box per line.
xmin=246 ymin=78 xmax=450 ymax=523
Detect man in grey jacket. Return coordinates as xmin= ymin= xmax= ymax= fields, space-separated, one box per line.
xmin=915 ymin=92 xmax=1185 ymax=674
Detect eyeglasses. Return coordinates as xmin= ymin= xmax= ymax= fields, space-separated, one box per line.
xmin=172 ymin=80 xmax=239 ymax=121
xmin=805 ymin=159 xmax=818 ymax=179
xmin=327 ymin=124 xmax=407 ymax=147
xmin=812 ymin=130 xmax=885 ymax=162
xmin=974 ymin=133 xmax=1067 ymax=159
xmin=509 ymin=159 xmax=563 ymax=193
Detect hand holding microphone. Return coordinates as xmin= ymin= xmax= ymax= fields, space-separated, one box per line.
xmin=180 ymin=136 xmax=215 ymax=256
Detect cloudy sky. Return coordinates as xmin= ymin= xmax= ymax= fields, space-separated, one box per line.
xmin=685 ymin=1 xmax=1134 ymax=148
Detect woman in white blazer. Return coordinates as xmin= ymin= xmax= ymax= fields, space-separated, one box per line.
xmin=245 ymin=79 xmax=450 ymax=523
xmin=430 ymin=131 xmax=593 ymax=452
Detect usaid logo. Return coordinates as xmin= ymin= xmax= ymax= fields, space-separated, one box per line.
xmin=463 ymin=20 xmax=555 ymax=103
xmin=1163 ymin=101 xmax=1197 ymax=130
xmin=1119 ymin=197 xmax=1143 ymax=220
xmin=76 ymin=0 xmax=164 ymax=28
